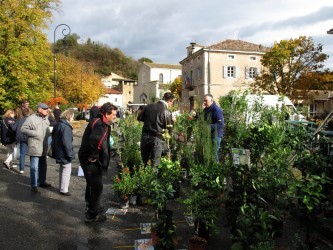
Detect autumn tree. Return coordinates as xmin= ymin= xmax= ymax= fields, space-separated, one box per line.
xmin=0 ymin=0 xmax=60 ymax=111
xmin=55 ymin=54 xmax=105 ymax=106
xmin=250 ymin=36 xmax=328 ymax=100
xmin=169 ymin=76 xmax=182 ymax=101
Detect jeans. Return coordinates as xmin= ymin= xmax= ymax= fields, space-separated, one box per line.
xmin=30 ymin=156 xmax=47 ymax=187
xmin=59 ymin=163 xmax=72 ymax=193
xmin=82 ymin=163 xmax=103 ymax=218
xmin=214 ymin=136 xmax=222 ymax=163
xmin=19 ymin=142 xmax=28 ymax=171
xmin=140 ymin=133 xmax=165 ymax=168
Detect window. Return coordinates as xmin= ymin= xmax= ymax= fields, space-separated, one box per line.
xmin=249 ymin=67 xmax=257 ymax=78
xmin=245 ymin=67 xmax=260 ymax=79
xmin=129 ymin=91 xmax=131 ymax=94
xmin=197 ymin=56 xmax=201 ymax=62
xmin=159 ymin=73 xmax=163 ymax=83
xmin=196 ymin=67 xmax=202 ymax=80
xmin=227 ymin=66 xmax=235 ymax=77
xmin=249 ymin=56 xmax=257 ymax=61
xmin=223 ymin=66 xmax=237 ymax=78
xmin=310 ymin=104 xmax=318 ymax=117
xmin=228 ymin=54 xmax=235 ymax=60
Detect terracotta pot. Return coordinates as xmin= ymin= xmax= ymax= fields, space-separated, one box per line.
xmin=151 ymin=231 xmax=159 ymax=246
xmin=188 ymin=236 xmax=207 ymax=250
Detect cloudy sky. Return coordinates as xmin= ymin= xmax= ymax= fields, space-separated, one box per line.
xmin=47 ymin=0 xmax=333 ymax=69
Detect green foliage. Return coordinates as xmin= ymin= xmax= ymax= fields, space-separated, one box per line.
xmin=233 ymin=203 xmax=277 ymax=249
xmin=113 ymin=167 xmax=138 ymax=197
xmin=117 ymin=114 xmax=143 ymax=169
xmin=250 ymin=36 xmax=328 ymax=98
xmin=0 ymin=0 xmax=60 ymax=111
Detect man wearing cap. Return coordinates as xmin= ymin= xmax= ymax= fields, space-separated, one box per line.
xmin=21 ymin=103 xmax=52 ymax=192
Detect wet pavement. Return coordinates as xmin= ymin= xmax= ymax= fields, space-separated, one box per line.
xmin=0 ymin=121 xmax=231 ymax=250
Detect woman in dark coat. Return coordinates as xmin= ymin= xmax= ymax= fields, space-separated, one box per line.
xmin=52 ymin=109 xmax=75 ymax=196
xmin=10 ymin=108 xmax=34 ymax=173
xmin=1 ymin=110 xmax=16 ymax=169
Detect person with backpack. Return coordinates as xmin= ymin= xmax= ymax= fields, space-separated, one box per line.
xmin=1 ymin=110 xmax=16 ymax=169
xmin=78 ymin=102 xmax=118 ymax=223
xmin=9 ymin=108 xmax=34 ymax=173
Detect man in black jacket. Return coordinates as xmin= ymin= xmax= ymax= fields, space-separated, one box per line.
xmin=78 ymin=102 xmax=118 ymax=223
xmin=137 ymin=92 xmax=175 ymax=168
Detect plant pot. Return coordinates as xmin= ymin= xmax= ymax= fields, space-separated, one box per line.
xmin=194 ymin=219 xmax=210 ymax=240
xmin=188 ymin=235 xmax=207 ymax=250
xmin=151 ymin=230 xmax=159 ymax=246
xmin=129 ymin=195 xmax=137 ymax=205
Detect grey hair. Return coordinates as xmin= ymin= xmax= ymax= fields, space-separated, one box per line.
xmin=60 ymin=109 xmax=75 ymax=121
xmin=204 ymin=94 xmax=214 ymax=100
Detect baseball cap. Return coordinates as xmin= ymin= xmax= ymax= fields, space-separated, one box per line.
xmin=37 ymin=103 xmax=49 ymax=110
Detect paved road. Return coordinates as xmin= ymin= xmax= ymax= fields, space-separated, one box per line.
xmin=0 ymin=122 xmax=230 ymax=250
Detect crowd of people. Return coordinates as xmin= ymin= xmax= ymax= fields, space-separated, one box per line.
xmin=1 ymin=94 xmax=224 ymax=224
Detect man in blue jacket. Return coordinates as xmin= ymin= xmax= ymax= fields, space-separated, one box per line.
xmin=203 ymin=94 xmax=224 ymax=163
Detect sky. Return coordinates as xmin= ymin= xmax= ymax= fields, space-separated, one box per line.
xmin=47 ymin=0 xmax=333 ymax=69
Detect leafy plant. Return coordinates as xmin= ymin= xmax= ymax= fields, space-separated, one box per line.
xmin=113 ymin=167 xmax=138 ymax=197
xmin=116 ymin=114 xmax=142 ymax=169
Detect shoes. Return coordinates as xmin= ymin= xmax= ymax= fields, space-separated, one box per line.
xmin=59 ymin=192 xmax=71 ymax=196
xmin=19 ymin=170 xmax=24 ymax=174
xmin=84 ymin=214 xmax=107 ymax=223
xmin=39 ymin=182 xmax=52 ymax=188
xmin=3 ymin=162 xmax=11 ymax=169
xmin=31 ymin=187 xmax=39 ymax=192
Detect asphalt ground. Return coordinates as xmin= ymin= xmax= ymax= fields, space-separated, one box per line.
xmin=0 ymin=121 xmax=231 ymax=250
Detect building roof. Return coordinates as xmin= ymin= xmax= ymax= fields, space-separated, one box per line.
xmin=103 ymin=72 xmax=136 ymax=82
xmin=144 ymin=62 xmax=181 ymax=70
xmin=105 ymin=88 xmax=122 ymax=94
xmin=207 ymin=39 xmax=270 ymax=53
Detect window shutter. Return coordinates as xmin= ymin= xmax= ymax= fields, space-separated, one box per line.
xmin=235 ymin=67 xmax=240 ymax=78
xmin=257 ymin=67 xmax=261 ymax=76
xmin=245 ymin=66 xmax=249 ymax=79
xmin=223 ymin=66 xmax=227 ymax=78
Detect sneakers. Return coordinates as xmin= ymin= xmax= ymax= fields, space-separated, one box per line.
xmin=19 ymin=170 xmax=24 ymax=174
xmin=59 ymin=192 xmax=71 ymax=196
xmin=84 ymin=214 xmax=107 ymax=223
xmin=39 ymin=182 xmax=52 ymax=188
xmin=31 ymin=187 xmax=39 ymax=192
xmin=3 ymin=162 xmax=11 ymax=169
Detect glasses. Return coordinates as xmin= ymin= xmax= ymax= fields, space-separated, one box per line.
xmin=42 ymin=108 xmax=49 ymax=111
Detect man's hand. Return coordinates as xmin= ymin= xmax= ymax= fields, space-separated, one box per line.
xmin=88 ymin=157 xmax=97 ymax=163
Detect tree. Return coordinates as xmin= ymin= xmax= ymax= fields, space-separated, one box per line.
xmin=138 ymin=57 xmax=153 ymax=63
xmin=55 ymin=54 xmax=105 ymax=106
xmin=169 ymin=76 xmax=182 ymax=101
xmin=250 ymin=36 xmax=328 ymax=100
xmin=0 ymin=0 xmax=61 ymax=111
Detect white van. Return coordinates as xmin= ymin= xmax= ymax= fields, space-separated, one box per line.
xmin=245 ymin=95 xmax=305 ymax=124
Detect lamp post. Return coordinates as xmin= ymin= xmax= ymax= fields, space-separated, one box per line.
xmin=53 ymin=24 xmax=71 ymax=98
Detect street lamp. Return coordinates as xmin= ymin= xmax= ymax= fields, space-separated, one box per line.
xmin=53 ymin=24 xmax=71 ymax=98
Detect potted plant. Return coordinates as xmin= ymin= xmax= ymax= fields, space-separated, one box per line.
xmin=113 ymin=167 xmax=138 ymax=207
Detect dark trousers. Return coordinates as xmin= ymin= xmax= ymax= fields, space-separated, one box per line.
xmin=140 ymin=133 xmax=165 ymax=168
xmin=82 ymin=163 xmax=103 ymax=217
